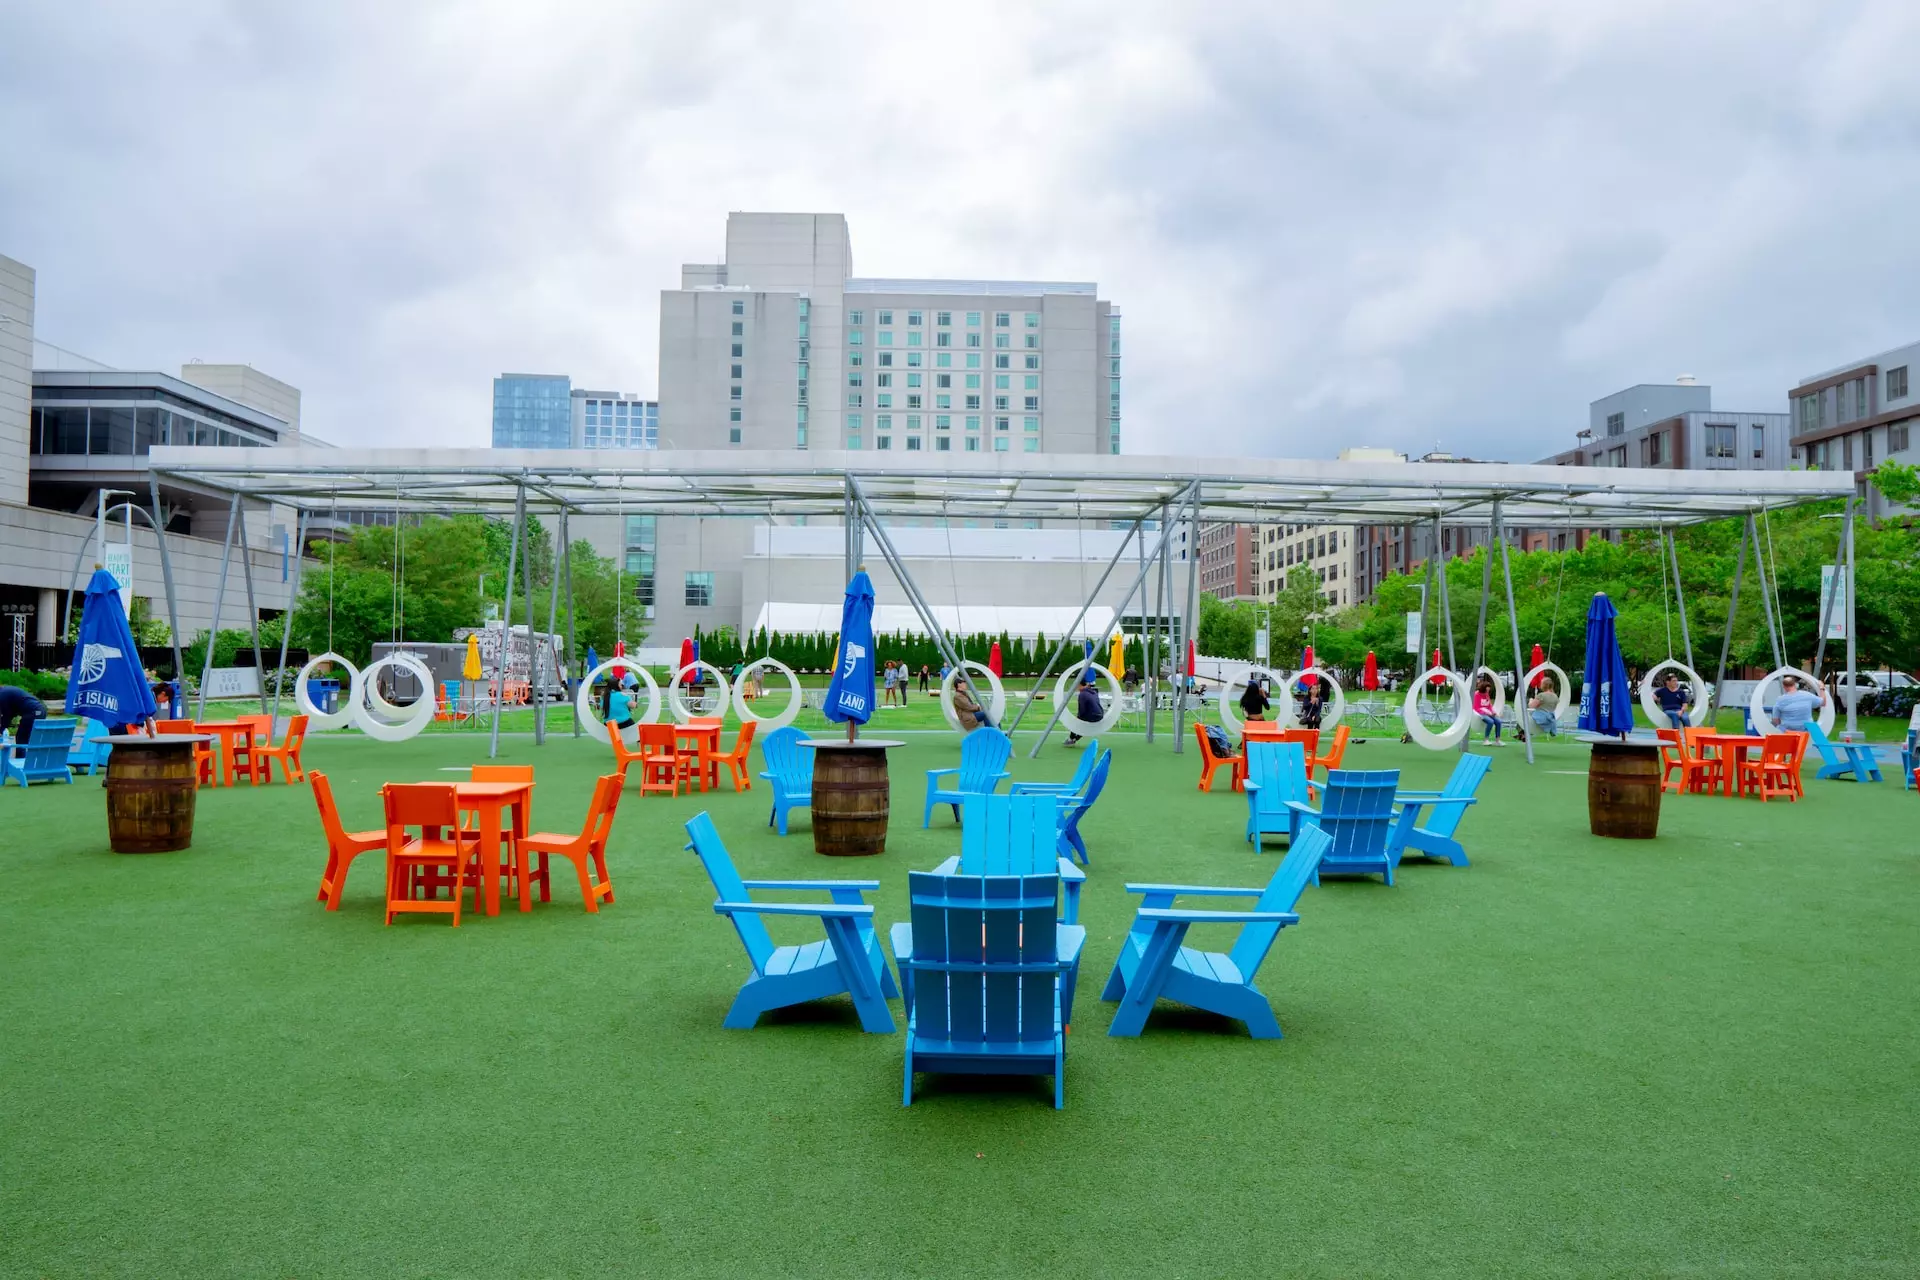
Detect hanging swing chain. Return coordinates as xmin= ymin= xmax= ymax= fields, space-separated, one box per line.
xmin=1656 ymin=523 xmax=1674 ymax=661
xmin=613 ymin=474 xmax=624 ymax=653
xmin=941 ymin=499 xmax=965 ymax=663
xmin=393 ymin=484 xmax=406 ymax=646
xmin=325 ymin=497 xmax=338 ymax=655
xmin=762 ymin=501 xmax=776 ymax=660
xmin=1544 ymin=508 xmax=1572 ymax=662
xmin=1760 ymin=502 xmax=1786 ymax=646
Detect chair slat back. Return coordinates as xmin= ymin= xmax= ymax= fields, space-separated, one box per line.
xmin=471 ymin=764 xmax=534 ymax=826
xmin=1424 ymin=753 xmax=1491 ymax=839
xmin=580 ymin=774 xmax=624 ymax=851
xmin=310 ymin=771 xmax=353 ymax=848
xmin=1059 ymin=750 xmax=1111 ymax=833
xmin=637 ymin=723 xmax=678 ymax=756
xmin=1245 ymin=742 xmax=1308 ymax=817
xmin=960 ymin=793 xmax=1058 ymax=875
xmin=907 ymin=871 xmax=1058 ymax=1048
xmin=1230 ymin=824 xmax=1331 ymax=978
xmin=1065 ymin=740 xmax=1099 ymax=791
xmin=1317 ymin=768 xmax=1401 ymax=859
xmin=382 ymin=783 xmax=461 ymax=852
xmin=154 ymin=719 xmax=196 ymax=734
xmin=1279 ymin=727 xmax=1320 ymax=759
xmin=1319 ymin=725 xmax=1351 ymax=769
xmin=18 ymin=717 xmax=77 ymax=777
xmin=958 ymin=728 xmax=1012 ymax=791
xmin=683 ymin=812 xmax=775 ymax=971
xmin=282 ymin=715 xmax=308 ymax=750
xmin=726 ymin=719 xmax=756 ymax=758
xmin=760 ymin=726 xmax=812 ymax=788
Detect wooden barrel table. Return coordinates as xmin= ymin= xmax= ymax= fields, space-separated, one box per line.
xmin=100 ymin=733 xmax=206 ymax=853
xmin=804 ymin=739 xmax=902 ymax=856
xmin=1588 ymin=741 xmax=1661 ymax=839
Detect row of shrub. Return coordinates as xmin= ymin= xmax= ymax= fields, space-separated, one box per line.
xmin=0 ymin=669 xmax=69 ymax=701
xmin=688 ymin=627 xmax=1156 ymax=679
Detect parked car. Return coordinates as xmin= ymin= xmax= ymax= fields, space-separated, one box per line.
xmin=1829 ymin=670 xmax=1917 ymax=713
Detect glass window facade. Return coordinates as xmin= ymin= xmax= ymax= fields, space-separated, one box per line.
xmin=581 ymin=398 xmax=658 ymax=450
xmin=492 ymin=374 xmax=573 ymax=448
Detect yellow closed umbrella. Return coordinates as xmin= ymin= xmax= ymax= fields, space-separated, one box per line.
xmin=462 ymin=633 xmax=483 ymax=722
xmin=1108 ymin=630 xmax=1126 ymax=676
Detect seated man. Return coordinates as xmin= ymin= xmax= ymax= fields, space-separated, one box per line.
xmin=1654 ymin=672 xmax=1691 ymax=729
xmin=1771 ymin=674 xmax=1826 ymax=732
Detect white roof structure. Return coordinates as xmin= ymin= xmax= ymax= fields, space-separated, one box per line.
xmin=149 ymin=446 xmax=1855 ymax=526
xmin=753 ymin=603 xmax=1114 ymax=640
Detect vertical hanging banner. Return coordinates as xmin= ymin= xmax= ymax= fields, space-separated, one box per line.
xmin=1819 ymin=566 xmax=1849 ymax=641
xmin=102 ymin=542 xmax=134 ymax=615
xmin=1404 ymin=611 xmax=1422 ymax=654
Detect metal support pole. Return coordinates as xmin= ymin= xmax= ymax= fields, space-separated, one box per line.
xmin=1468 ymin=516 xmax=1495 ymax=753
xmin=487 ymin=484 xmax=526 ymax=759
xmin=195 ymin=494 xmax=241 ymax=722
xmin=563 ymin=510 xmax=580 ymax=737
xmin=270 ymin=509 xmax=308 ymax=729
xmin=523 ymin=503 xmax=542 ymax=745
xmin=843 ymin=478 xmax=860 ymax=584
xmin=1495 ymin=503 xmax=1534 ymax=765
xmin=1666 ymin=529 xmax=1694 ymax=670
xmin=541 ymin=509 xmax=565 ymax=745
xmin=1746 ymin=516 xmax=1783 ymax=670
xmin=1148 ymin=502 xmax=1168 ymax=744
xmin=147 ymin=476 xmax=187 ymax=698
xmin=1004 ymin=511 xmax=1151 ymax=735
xmin=1173 ymin=480 xmax=1202 ymax=755
xmin=1434 ymin=519 xmax=1458 ymax=675
xmin=1844 ymin=502 xmax=1858 ymax=739
xmin=1812 ymin=496 xmax=1851 ymax=678
xmin=1708 ymin=521 xmax=1748 ymax=723
xmin=234 ymin=499 xmax=270 ymax=716
xmin=1419 ymin=523 xmax=1438 ymax=666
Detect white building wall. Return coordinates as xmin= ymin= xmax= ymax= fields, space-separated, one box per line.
xmin=0 ymin=254 xmax=33 ymax=504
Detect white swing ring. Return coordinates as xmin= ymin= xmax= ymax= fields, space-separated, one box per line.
xmin=1639 ymin=659 xmax=1711 ymax=729
xmin=1402 ymin=666 xmax=1474 ymax=749
xmin=576 ymin=660 xmax=661 ymax=745
xmin=355 ymin=655 xmax=437 ymax=742
xmin=940 ymin=661 xmax=1007 ymax=735
xmin=1748 ymin=666 xmax=1835 ymax=736
xmin=294 ymin=652 xmax=363 ymax=732
xmin=731 ymin=657 xmax=802 ymax=732
xmin=668 ymin=662 xmax=732 ymax=724
xmin=1052 ymin=661 xmax=1123 ymax=737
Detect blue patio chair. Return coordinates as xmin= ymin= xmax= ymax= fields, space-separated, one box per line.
xmin=935 ymin=792 xmax=1086 ymax=924
xmin=1284 ymin=768 xmax=1413 ymax=885
xmin=1103 ymin=824 xmax=1331 ymax=1039
xmin=67 ymin=717 xmax=113 ymax=776
xmin=683 ymin=812 xmax=898 ymax=1032
xmin=1244 ymin=741 xmax=1310 ymax=848
xmin=891 ymin=871 xmax=1083 ymax=1108
xmin=758 ymin=725 xmax=814 ymax=835
xmin=1903 ymin=730 xmax=1916 ymax=791
xmin=923 ymin=726 xmax=1012 ymax=826
xmin=1009 ymin=739 xmax=1098 ymax=797
xmin=3 ymin=716 xmax=78 ymax=788
xmin=1054 ymin=749 xmax=1111 ymax=866
xmin=1806 ymin=722 xmax=1882 ymax=783
xmin=1393 ymin=752 xmax=1490 ymax=867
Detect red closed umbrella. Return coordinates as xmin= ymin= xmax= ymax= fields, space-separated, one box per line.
xmin=612 ymin=639 xmax=627 ymax=677
xmin=1428 ymin=647 xmax=1447 ymax=687
xmin=677 ymin=636 xmax=694 ymax=675
xmin=1300 ymin=645 xmax=1316 ymax=688
xmin=1528 ymin=643 xmax=1545 ymax=688
xmin=1362 ymin=651 xmax=1379 ymax=691
xmin=1186 ymin=639 xmax=1196 ymax=677
xmin=987 ymin=641 xmax=1003 ymax=677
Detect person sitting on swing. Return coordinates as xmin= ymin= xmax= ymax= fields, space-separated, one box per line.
xmin=1654 ymin=671 xmax=1691 ymax=729
xmin=1472 ymin=676 xmax=1503 ymax=746
xmin=1065 ymin=671 xmax=1104 ymax=748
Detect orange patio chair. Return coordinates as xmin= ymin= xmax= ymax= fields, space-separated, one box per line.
xmin=464 ymin=764 xmax=535 ymax=908
xmin=607 ymin=721 xmax=645 ymax=784
xmin=1736 ymin=734 xmax=1802 ymax=802
xmin=1279 ymin=727 xmax=1321 ymax=762
xmin=154 ymin=718 xmax=213 ymax=785
xmin=382 ymin=783 xmax=482 ymax=926
xmin=637 ymin=723 xmax=683 ymax=797
xmin=1656 ymin=728 xmax=1683 ymax=788
xmin=250 ymin=715 xmax=309 ymax=784
xmin=709 ymin=720 xmax=757 ymax=791
xmin=1678 ymin=726 xmax=1727 ymax=795
xmin=1310 ymin=725 xmax=1350 ymax=777
xmin=685 ymin=717 xmax=726 ymax=791
xmin=521 ymin=774 xmax=623 ymax=911
xmin=230 ymin=714 xmax=272 ymax=784
xmin=1193 ymin=723 xmax=1243 ymax=793
xmin=312 ymin=771 xmax=387 ymax=910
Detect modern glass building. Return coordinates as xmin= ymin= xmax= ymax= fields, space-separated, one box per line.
xmin=491 ymin=373 xmax=573 ymax=448
xmin=573 ymin=390 xmax=658 ymax=449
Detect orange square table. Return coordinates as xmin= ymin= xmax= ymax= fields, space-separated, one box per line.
xmin=193 ymin=720 xmax=254 ymax=787
xmin=451 ymin=779 xmax=534 ymax=914
xmin=675 ymin=720 xmax=724 ymax=792
xmin=1692 ymin=733 xmax=1763 ymax=797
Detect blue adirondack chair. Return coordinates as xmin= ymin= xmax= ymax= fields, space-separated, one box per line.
xmin=3 ymin=717 xmax=78 ymax=788
xmin=758 ymin=726 xmax=815 ymax=835
xmin=1393 ymin=753 xmax=1490 ymax=867
xmin=1284 ymin=768 xmax=1413 ymax=885
xmin=891 ymin=871 xmax=1083 ymax=1108
xmin=923 ymin=726 xmax=1012 ymax=826
xmin=67 ymin=717 xmax=113 ymax=776
xmin=1806 ymin=722 xmax=1882 ymax=783
xmin=1903 ymin=730 xmax=1916 ymax=791
xmin=1009 ymin=739 xmax=1099 ymax=797
xmin=1244 ymin=741 xmax=1310 ymax=848
xmin=1054 ymin=749 xmax=1111 ymax=866
xmin=1102 ymin=824 xmax=1331 ymax=1039
xmin=683 ymin=812 xmax=899 ymax=1032
xmin=935 ymin=792 xmax=1086 ymax=924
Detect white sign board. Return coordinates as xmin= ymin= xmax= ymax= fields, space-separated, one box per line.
xmin=1405 ymin=612 xmax=1422 ymax=654
xmin=204 ymin=666 xmax=261 ymax=699
xmin=1253 ymin=628 xmax=1269 ymax=662
xmin=1819 ymin=566 xmax=1849 ymax=641
xmin=103 ymin=543 xmax=134 ymax=614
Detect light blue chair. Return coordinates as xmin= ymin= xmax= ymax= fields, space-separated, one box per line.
xmin=1284 ymin=768 xmax=1413 ymax=886
xmin=892 ymin=871 xmax=1083 ymax=1108
xmin=3 ymin=717 xmax=78 ymax=788
xmin=935 ymin=793 xmax=1085 ymax=924
xmin=1807 ymin=722 xmax=1882 ymax=783
xmin=1103 ymin=824 xmax=1331 ymax=1039
xmin=922 ymin=726 xmax=1012 ymax=826
xmin=1054 ymin=749 xmax=1111 ymax=866
xmin=1244 ymin=741 xmax=1310 ymax=848
xmin=758 ymin=726 xmax=814 ymax=836
xmin=1902 ymin=730 xmax=1916 ymax=791
xmin=67 ymin=717 xmax=113 ymax=776
xmin=1393 ymin=753 xmax=1490 ymax=867
xmin=683 ymin=813 xmax=898 ymax=1033
xmin=1010 ymin=739 xmax=1099 ymax=797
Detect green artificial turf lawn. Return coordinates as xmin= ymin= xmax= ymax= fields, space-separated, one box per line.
xmin=2 ymin=727 xmax=1916 ymax=1278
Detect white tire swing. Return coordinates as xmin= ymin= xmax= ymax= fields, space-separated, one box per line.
xmin=1219 ymin=667 xmax=1284 ymax=735
xmin=295 ymin=652 xmax=364 ymax=732
xmin=1521 ymin=662 xmax=1576 ymax=731
xmin=355 ymin=655 xmax=438 ymax=742
xmin=731 ymin=657 xmax=802 ymax=732
xmin=940 ymin=661 xmax=1007 ymax=735
xmin=1402 ymin=666 xmax=1474 ymax=749
xmin=1052 ymin=661 xmax=1122 ymax=738
xmin=575 ymin=659 xmax=661 ymax=745
xmin=1638 ymin=659 xmax=1712 ymax=729
xmin=1748 ymin=666 xmax=1836 ymax=736
xmin=1286 ymin=667 xmax=1347 ymax=733
xmin=668 ymin=662 xmax=731 ymax=723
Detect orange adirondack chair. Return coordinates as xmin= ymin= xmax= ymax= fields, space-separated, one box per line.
xmin=382 ymin=783 xmax=482 ymax=926
xmin=1193 ymin=723 xmax=1243 ymax=793
xmin=709 ymin=720 xmax=757 ymax=791
xmin=466 ymin=765 xmax=534 ymax=908
xmin=154 ymin=718 xmax=213 ymax=785
xmin=312 ymin=771 xmax=387 ymax=910
xmin=521 ymin=774 xmax=623 ymax=911
xmin=250 ymin=715 xmax=309 ymax=783
xmin=637 ymin=723 xmax=683 ymax=797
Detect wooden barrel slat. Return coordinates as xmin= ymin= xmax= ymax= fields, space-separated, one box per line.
xmin=105 ymin=738 xmax=199 ymax=854
xmin=812 ymin=747 xmax=891 ymax=857
xmin=1588 ymin=742 xmax=1661 ymax=839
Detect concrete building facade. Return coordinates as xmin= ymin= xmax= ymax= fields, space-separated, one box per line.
xmin=1540 ymin=381 xmax=1791 ymax=473
xmin=1787 ymin=340 xmax=1919 ymax=517
xmin=1196 ymin=522 xmax=1255 ymax=601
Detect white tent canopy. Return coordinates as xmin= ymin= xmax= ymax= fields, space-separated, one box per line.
xmin=753 ymin=602 xmax=1114 ymax=641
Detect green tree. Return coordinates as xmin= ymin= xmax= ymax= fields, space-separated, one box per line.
xmin=561 ymin=539 xmax=650 ymax=664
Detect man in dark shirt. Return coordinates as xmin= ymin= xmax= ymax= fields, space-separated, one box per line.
xmin=0 ymin=684 xmax=47 ymax=749
xmin=1654 ymin=672 xmax=1691 ymax=729
xmin=1065 ymin=672 xmax=1105 ymax=747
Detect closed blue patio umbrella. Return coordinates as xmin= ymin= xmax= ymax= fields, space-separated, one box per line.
xmin=824 ymin=570 xmax=876 ymax=739
xmin=67 ymin=568 xmax=158 ymax=732
xmin=1578 ymin=592 xmax=1634 ymax=737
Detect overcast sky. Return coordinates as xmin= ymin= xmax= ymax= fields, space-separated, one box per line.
xmin=4 ymin=1 xmax=1918 ymax=460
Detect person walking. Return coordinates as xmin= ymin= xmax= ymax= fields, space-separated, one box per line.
xmin=918 ymin=663 xmax=931 ymax=695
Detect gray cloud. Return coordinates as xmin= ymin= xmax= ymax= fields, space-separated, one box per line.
xmin=2 ymin=0 xmax=1917 ymax=461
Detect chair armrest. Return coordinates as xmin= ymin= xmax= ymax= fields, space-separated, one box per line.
xmin=1009 ymin=782 xmax=1074 ymax=795
xmin=931 ymin=856 xmax=961 ymax=876
xmin=889 ymin=921 xmax=914 ymax=961
xmin=1283 ymin=800 xmax=1319 ymax=820
xmin=926 ymin=767 xmax=959 ymax=782
xmin=1244 ymin=781 xmax=1261 ymax=798
xmin=1057 ymin=859 xmax=1086 ymax=886
xmin=714 ymin=901 xmax=875 ymax=919
xmin=1395 ymin=795 xmax=1476 ymax=807
xmin=1055 ymin=924 xmax=1086 ymax=966
xmin=741 ymin=878 xmax=881 ymax=892
xmin=1136 ymin=908 xmax=1300 ymax=926
xmin=1395 ymin=788 xmax=1443 ymax=798
xmin=1123 ymin=882 xmax=1269 ymax=897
